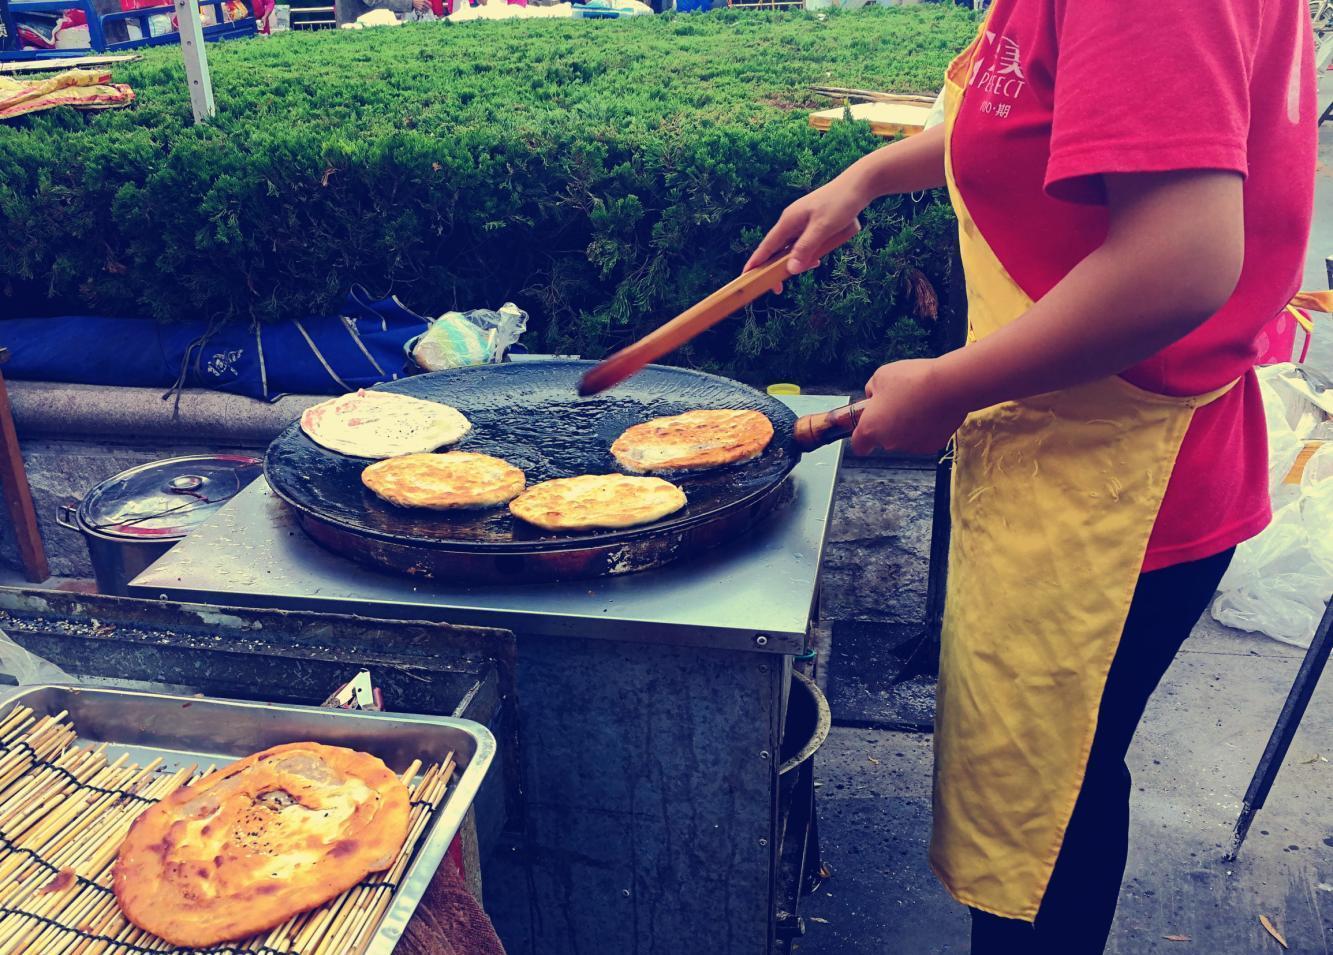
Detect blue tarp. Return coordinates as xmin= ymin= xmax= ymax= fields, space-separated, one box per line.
xmin=0 ymin=287 xmax=430 ymax=401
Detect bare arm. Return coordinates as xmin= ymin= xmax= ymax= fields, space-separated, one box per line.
xmin=744 ymin=125 xmax=947 ymax=274
xmin=936 ymin=170 xmax=1244 ymax=406
xmin=853 ymin=170 xmax=1246 ymax=454
xmin=839 ymin=123 xmax=948 ymax=203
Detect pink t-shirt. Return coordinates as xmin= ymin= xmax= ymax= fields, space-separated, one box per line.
xmin=949 ymin=0 xmax=1316 ymax=570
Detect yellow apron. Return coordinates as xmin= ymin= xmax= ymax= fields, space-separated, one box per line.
xmin=928 ymin=28 xmax=1235 ymax=920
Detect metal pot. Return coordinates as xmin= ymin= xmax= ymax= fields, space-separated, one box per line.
xmin=57 ymin=455 xmax=262 ymax=595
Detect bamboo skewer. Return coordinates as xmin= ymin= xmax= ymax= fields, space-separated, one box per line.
xmin=0 ymin=706 xmax=460 ymax=955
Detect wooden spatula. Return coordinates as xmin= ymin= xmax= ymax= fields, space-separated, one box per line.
xmin=576 ymin=224 xmax=859 ymax=397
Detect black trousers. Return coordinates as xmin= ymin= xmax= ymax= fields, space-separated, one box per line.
xmin=969 ymin=547 xmax=1234 ymax=955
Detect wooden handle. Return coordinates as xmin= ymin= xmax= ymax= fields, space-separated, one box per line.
xmin=577 ymin=223 xmax=859 ymax=396
xmin=792 ymin=399 xmax=869 ymax=452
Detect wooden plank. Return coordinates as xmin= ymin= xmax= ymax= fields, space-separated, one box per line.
xmin=1283 ymin=439 xmax=1327 ymax=485
xmin=0 ymin=54 xmax=142 ymax=74
xmin=809 ymin=100 xmax=931 ymax=139
xmin=0 ymin=351 xmax=49 ymax=584
xmin=809 ymin=85 xmax=937 ymax=107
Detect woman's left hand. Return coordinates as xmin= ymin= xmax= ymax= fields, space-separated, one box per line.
xmin=851 ymin=359 xmax=970 ymax=456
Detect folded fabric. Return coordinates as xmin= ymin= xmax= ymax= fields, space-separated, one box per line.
xmin=1 ymin=287 xmax=431 ymax=401
xmin=396 ymin=862 xmax=507 ymax=955
xmin=0 ymin=69 xmax=134 ymax=121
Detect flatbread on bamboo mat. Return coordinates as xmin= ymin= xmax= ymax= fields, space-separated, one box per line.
xmin=114 ymin=742 xmax=409 ymax=947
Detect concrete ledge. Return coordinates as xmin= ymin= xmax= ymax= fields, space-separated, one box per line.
xmin=2 ymin=381 xmax=323 ymax=579
xmin=9 ymin=381 xmax=322 ymax=444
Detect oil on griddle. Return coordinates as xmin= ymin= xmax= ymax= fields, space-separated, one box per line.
xmin=264 ymin=361 xmax=801 ymax=554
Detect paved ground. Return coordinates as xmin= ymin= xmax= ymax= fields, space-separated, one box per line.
xmin=798 ymin=618 xmax=1332 ymax=955
xmin=794 ymin=123 xmax=1333 ymax=955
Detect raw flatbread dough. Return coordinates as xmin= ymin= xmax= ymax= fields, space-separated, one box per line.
xmin=300 ymin=389 xmax=471 ymax=459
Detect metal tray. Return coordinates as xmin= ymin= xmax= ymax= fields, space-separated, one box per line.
xmin=0 ymin=683 xmax=496 ymax=955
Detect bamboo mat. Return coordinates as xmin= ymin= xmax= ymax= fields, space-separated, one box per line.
xmin=0 ymin=704 xmax=455 ymax=955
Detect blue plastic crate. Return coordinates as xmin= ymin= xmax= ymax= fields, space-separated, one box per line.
xmin=2 ymin=0 xmax=253 ymax=58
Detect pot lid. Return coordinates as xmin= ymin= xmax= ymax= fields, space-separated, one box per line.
xmin=77 ymin=455 xmax=263 ymax=540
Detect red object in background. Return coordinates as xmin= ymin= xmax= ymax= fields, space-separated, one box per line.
xmin=444 ymin=832 xmax=466 ymax=881
xmin=16 ymin=8 xmax=85 ymax=49
xmin=251 ymin=0 xmax=273 ymax=32
xmin=429 ymin=0 xmax=443 ymax=17
xmin=1253 ymin=308 xmax=1301 ymax=366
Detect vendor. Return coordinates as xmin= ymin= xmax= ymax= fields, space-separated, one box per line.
xmin=335 ymin=0 xmax=440 ymax=23
xmin=748 ymin=2 xmax=1314 ymax=952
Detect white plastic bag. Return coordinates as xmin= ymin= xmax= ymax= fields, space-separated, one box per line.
xmin=1211 ymin=365 xmax=1333 ymax=647
xmin=1211 ymin=502 xmax=1333 ymax=646
xmin=412 ymin=303 xmax=529 ymax=372
xmin=0 ymin=627 xmax=72 ymax=685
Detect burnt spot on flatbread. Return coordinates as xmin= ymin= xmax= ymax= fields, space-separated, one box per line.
xmin=329 ymin=839 xmax=359 ymax=858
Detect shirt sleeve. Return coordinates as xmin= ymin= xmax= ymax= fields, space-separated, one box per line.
xmin=1045 ymin=0 xmax=1259 ymax=203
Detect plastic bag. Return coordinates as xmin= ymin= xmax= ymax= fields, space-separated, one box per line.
xmin=1211 ymin=365 xmax=1332 ymax=647
xmin=1211 ymin=502 xmax=1333 ymax=646
xmin=412 ymin=303 xmax=528 ymax=373
xmin=0 ymin=627 xmax=72 ymax=685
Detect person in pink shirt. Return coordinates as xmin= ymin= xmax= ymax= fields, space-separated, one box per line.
xmin=748 ymin=1 xmax=1316 ymax=951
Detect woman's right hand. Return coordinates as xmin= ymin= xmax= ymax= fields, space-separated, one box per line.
xmin=743 ymin=176 xmax=868 ymax=277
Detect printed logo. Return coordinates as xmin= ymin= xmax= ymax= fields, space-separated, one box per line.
xmin=206 ymin=348 xmax=244 ymax=379
xmin=971 ymin=30 xmax=1026 ymax=118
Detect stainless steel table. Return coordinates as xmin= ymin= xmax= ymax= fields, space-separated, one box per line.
xmin=130 ymin=393 xmax=847 ymax=955
xmin=132 ymin=394 xmax=844 ymax=655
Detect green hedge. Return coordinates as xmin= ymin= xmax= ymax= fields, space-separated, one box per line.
xmin=0 ymin=7 xmax=974 ymax=384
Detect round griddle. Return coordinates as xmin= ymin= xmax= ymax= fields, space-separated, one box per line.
xmin=264 ymin=361 xmax=801 ymax=583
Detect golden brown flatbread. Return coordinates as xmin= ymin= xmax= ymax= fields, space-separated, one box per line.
xmin=508 ymin=474 xmax=686 ymax=531
xmin=611 ymin=409 xmax=774 ymax=473
xmin=114 ymin=742 xmax=409 ymax=947
xmin=362 ymin=452 xmax=526 ymax=510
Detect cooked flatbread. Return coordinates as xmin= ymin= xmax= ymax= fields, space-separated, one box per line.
xmin=509 ymin=474 xmax=686 ymax=531
xmin=300 ymin=389 xmax=471 ymax=459
xmin=611 ymin=409 xmax=774 ymax=473
xmin=362 ymin=451 xmax=526 ymax=510
xmin=114 ymin=742 xmax=409 ymax=948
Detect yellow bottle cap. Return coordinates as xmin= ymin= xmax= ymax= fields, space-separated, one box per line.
xmin=766 ymin=383 xmax=801 ymax=396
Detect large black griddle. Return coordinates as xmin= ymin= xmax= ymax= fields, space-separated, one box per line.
xmin=264 ymin=361 xmax=803 ymax=583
